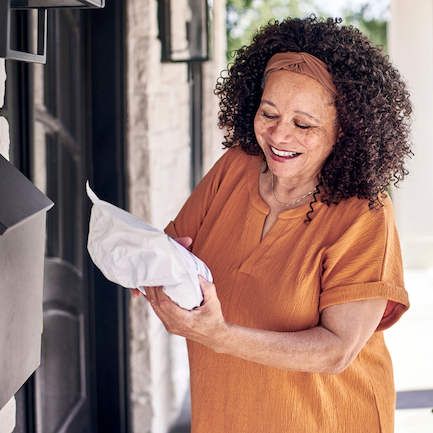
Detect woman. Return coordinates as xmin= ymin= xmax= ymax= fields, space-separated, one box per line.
xmin=133 ymin=16 xmax=412 ymax=433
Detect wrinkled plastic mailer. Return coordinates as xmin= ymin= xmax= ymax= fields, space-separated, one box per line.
xmin=86 ymin=182 xmax=211 ymax=310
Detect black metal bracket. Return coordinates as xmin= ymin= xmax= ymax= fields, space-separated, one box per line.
xmin=0 ymin=1 xmax=47 ymax=63
xmin=0 ymin=0 xmax=105 ymax=64
xmin=158 ymin=0 xmax=210 ymax=63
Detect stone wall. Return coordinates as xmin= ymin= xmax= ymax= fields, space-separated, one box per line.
xmin=126 ymin=0 xmax=226 ymax=431
xmin=0 ymin=59 xmax=16 ymax=433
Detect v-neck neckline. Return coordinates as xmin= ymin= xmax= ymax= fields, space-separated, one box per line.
xmin=246 ymin=154 xmax=319 ymax=221
xmin=236 ymin=154 xmax=319 ymax=275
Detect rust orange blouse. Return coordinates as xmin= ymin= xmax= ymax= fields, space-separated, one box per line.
xmin=165 ymin=146 xmax=409 ymax=433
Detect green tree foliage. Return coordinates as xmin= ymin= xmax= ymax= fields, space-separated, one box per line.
xmin=226 ymin=0 xmax=255 ymax=59
xmin=343 ymin=5 xmax=387 ymax=52
xmin=226 ymin=0 xmax=314 ymax=60
xmin=226 ymin=0 xmax=388 ymax=61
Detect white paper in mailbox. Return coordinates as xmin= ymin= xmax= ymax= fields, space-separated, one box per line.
xmin=86 ymin=182 xmax=210 ymax=310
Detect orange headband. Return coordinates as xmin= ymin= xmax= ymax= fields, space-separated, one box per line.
xmin=264 ymin=52 xmax=338 ymax=97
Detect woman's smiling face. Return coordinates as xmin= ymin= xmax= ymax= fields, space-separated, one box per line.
xmin=254 ymin=70 xmax=340 ymax=185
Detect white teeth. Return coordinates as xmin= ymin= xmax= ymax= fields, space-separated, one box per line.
xmin=270 ymin=146 xmax=298 ymax=158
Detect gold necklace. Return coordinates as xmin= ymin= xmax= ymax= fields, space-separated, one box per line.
xmin=271 ymin=173 xmax=316 ymax=207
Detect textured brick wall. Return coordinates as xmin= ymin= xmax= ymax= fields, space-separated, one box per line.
xmin=127 ymin=1 xmax=158 ymax=430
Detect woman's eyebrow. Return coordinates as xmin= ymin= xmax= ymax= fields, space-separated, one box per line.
xmin=260 ymin=99 xmax=320 ymax=122
xmin=294 ymin=110 xmax=320 ymax=122
xmin=260 ymin=99 xmax=276 ymax=108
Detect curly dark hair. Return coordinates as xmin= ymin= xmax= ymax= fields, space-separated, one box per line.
xmin=215 ymin=15 xmax=413 ymax=215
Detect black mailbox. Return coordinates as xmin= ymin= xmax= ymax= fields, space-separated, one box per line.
xmin=0 ymin=154 xmax=54 ymax=410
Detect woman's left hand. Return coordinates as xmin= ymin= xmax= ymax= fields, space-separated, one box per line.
xmin=144 ymin=276 xmax=228 ymax=351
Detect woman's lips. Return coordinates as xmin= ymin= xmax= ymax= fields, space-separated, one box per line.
xmin=269 ymin=145 xmax=301 ymax=159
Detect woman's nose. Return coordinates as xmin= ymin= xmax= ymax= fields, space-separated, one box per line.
xmin=268 ymin=121 xmax=292 ymax=143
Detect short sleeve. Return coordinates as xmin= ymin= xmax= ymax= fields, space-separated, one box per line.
xmin=319 ymin=197 xmax=409 ymax=331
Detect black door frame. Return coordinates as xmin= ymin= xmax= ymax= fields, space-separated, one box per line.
xmin=86 ymin=1 xmax=131 ymax=431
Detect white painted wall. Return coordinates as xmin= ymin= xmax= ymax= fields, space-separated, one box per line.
xmin=0 ymin=59 xmax=17 ymax=433
xmin=388 ymin=0 xmax=433 ymax=268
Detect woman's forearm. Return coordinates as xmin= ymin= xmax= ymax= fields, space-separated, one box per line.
xmin=210 ymin=322 xmax=350 ymax=374
xmin=209 ymin=297 xmax=387 ymax=374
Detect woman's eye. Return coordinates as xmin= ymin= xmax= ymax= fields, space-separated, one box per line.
xmin=262 ymin=111 xmax=277 ymax=119
xmin=295 ymin=122 xmax=310 ymax=129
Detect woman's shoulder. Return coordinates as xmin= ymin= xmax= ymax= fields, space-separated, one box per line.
xmin=323 ymin=192 xmax=396 ymax=231
xmin=317 ymin=193 xmax=400 ymax=269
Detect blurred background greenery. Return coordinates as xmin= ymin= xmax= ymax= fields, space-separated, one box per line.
xmin=226 ymin=0 xmax=388 ymax=61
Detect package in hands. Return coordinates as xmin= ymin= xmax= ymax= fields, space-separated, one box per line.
xmin=86 ymin=182 xmax=211 ymax=310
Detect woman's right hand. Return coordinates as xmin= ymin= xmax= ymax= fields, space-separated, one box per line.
xmin=130 ymin=236 xmax=193 ymax=299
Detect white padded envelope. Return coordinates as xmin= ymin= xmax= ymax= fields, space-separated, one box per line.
xmin=86 ymin=182 xmax=211 ymax=310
